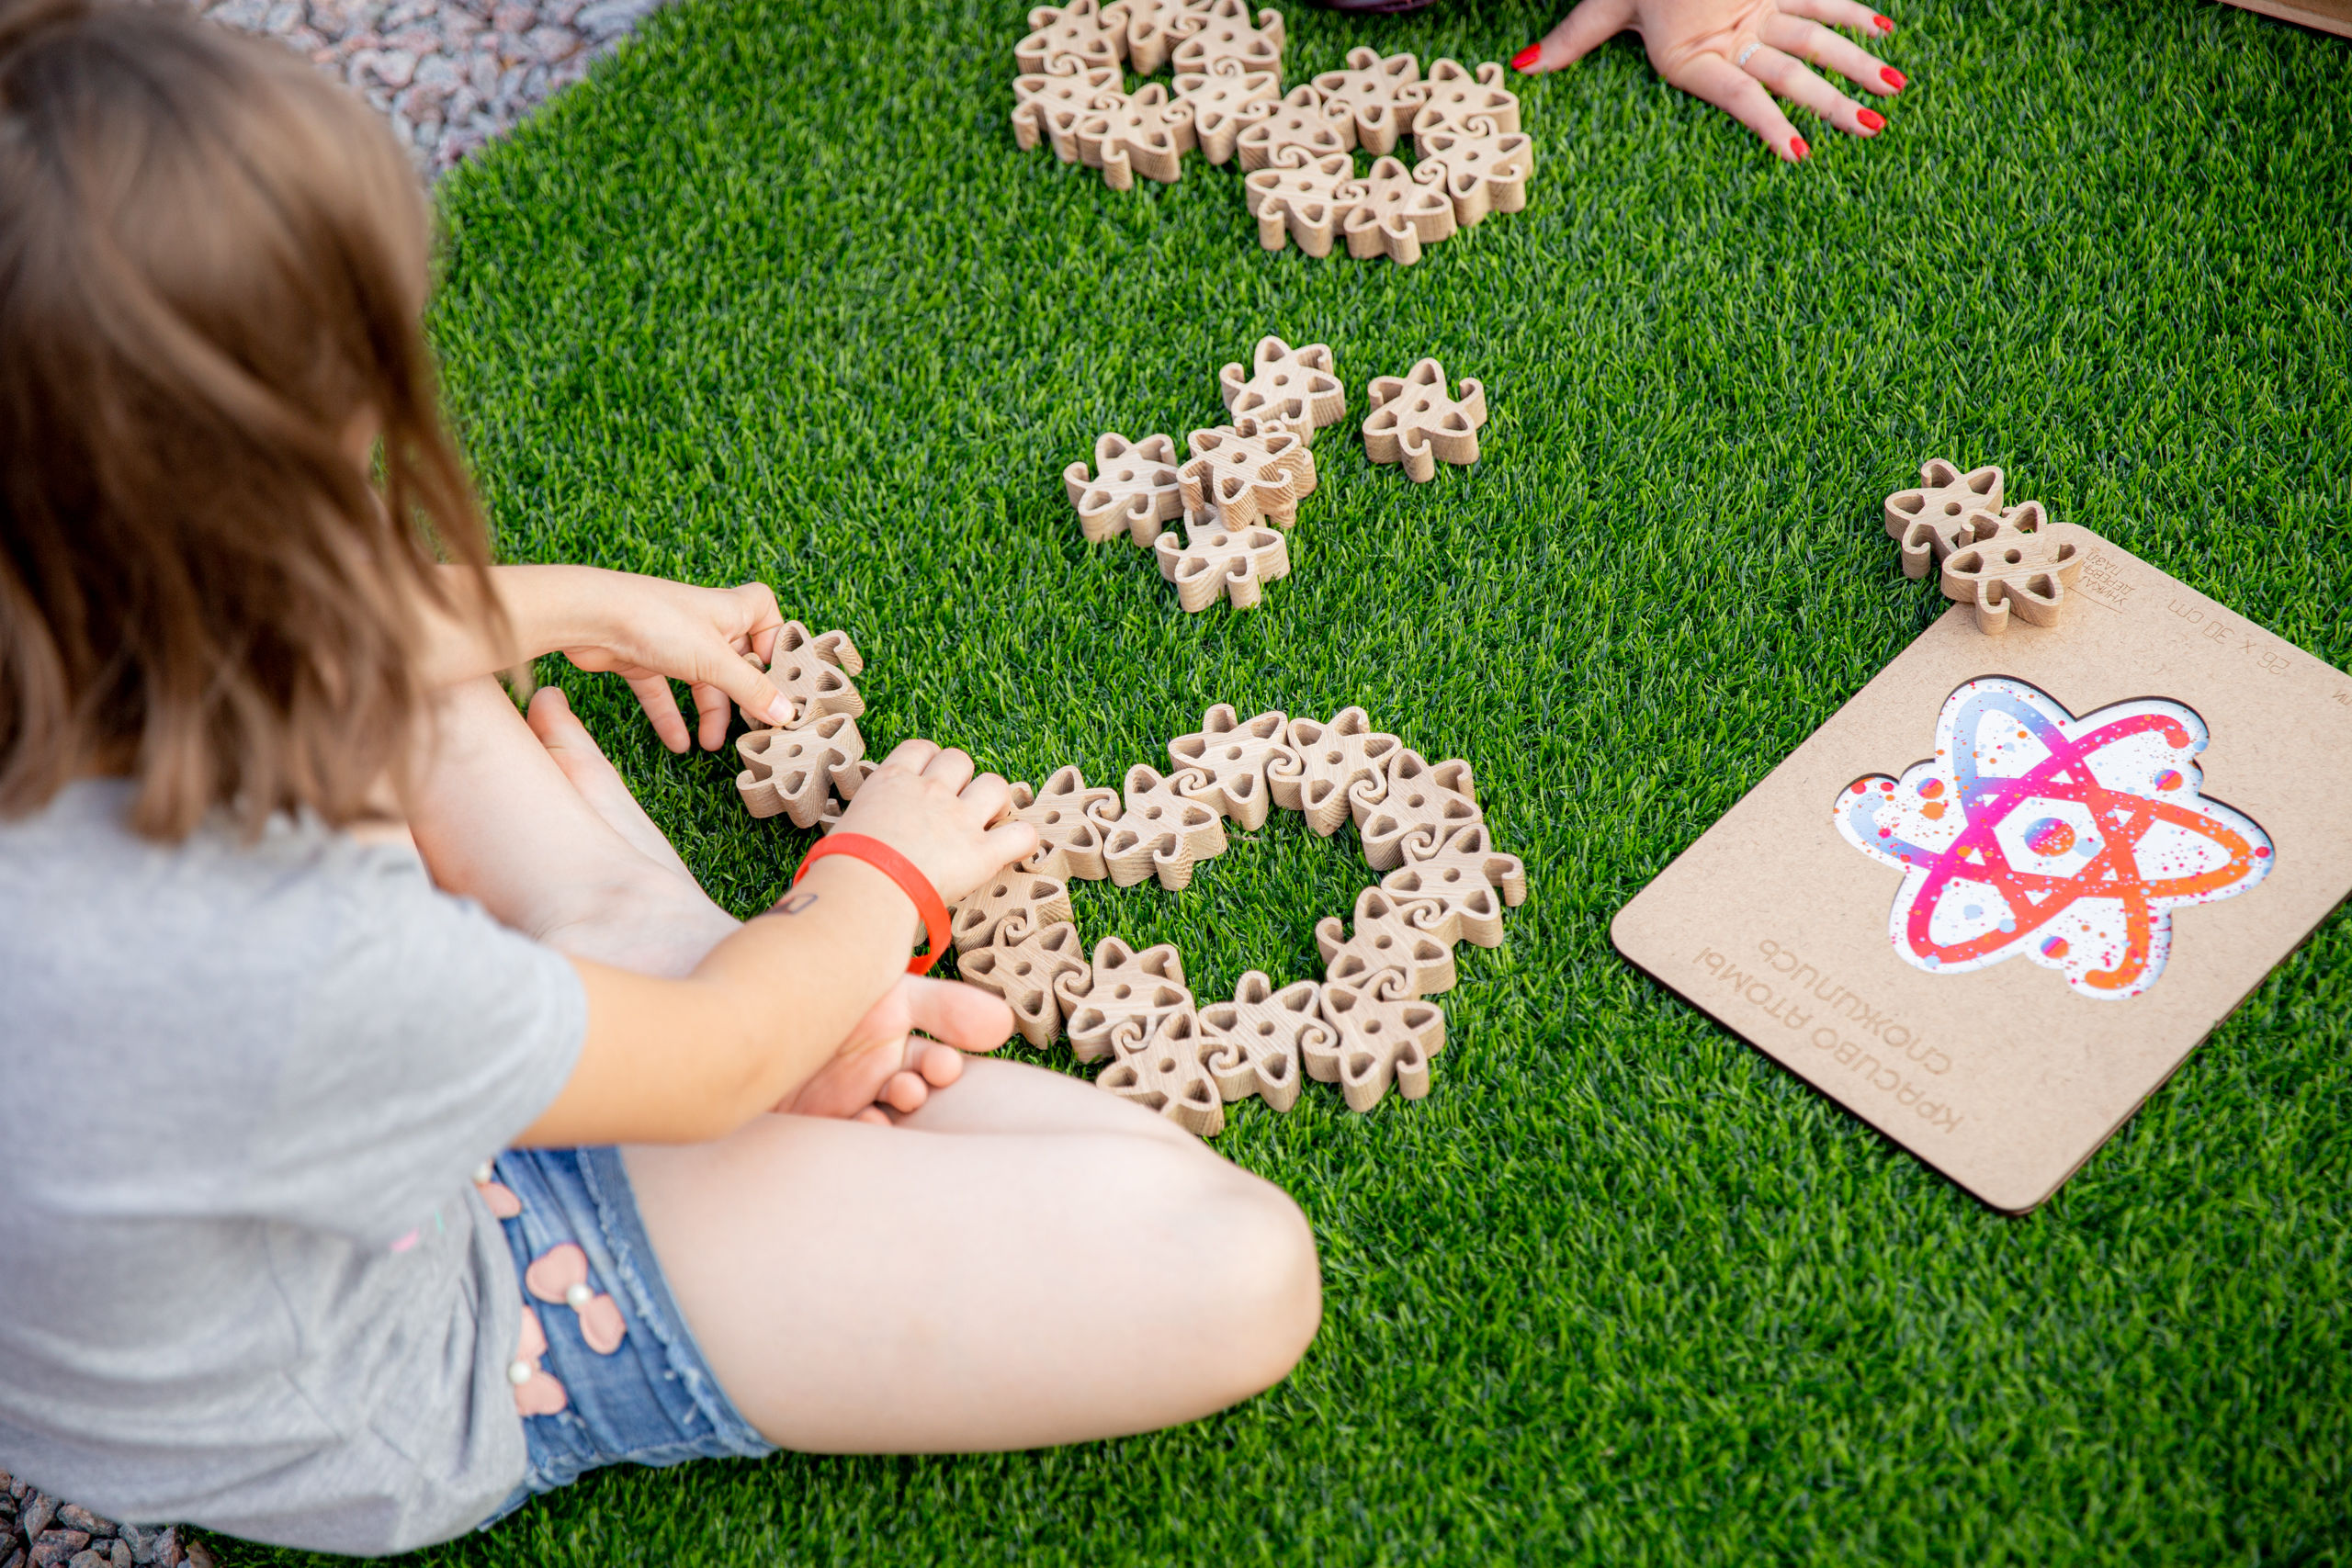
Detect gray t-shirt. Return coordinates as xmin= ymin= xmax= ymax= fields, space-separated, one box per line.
xmin=0 ymin=781 xmax=586 ymax=1554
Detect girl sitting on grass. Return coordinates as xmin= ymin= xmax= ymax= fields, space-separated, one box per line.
xmin=0 ymin=0 xmax=1319 ymax=1553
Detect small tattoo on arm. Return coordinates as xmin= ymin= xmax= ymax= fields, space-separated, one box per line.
xmin=771 ymin=891 xmax=820 ymax=916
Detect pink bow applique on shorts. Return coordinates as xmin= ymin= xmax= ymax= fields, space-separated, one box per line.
xmin=525 ymin=1242 xmax=628 ymax=1355
xmin=507 ymin=1306 xmax=567 ymax=1416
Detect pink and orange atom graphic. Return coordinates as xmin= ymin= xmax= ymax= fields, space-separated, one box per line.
xmin=1833 ymin=678 xmax=2273 ymax=999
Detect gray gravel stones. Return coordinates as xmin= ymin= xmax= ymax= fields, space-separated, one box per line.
xmin=0 ymin=1477 xmax=203 ymax=1568
xmin=194 ymin=0 xmax=673 ymax=175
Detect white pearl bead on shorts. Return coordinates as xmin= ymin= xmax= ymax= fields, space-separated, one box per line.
xmin=565 ymin=1282 xmax=593 ymax=1308
xmin=507 ymin=1359 xmax=532 ymax=1385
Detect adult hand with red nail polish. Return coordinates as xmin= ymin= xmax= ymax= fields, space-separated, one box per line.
xmin=1513 ymin=0 xmax=1904 ymax=162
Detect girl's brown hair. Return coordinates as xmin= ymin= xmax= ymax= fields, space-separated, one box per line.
xmin=0 ymin=0 xmax=496 ymax=840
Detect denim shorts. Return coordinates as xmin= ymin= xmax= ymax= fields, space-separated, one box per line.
xmin=475 ymin=1145 xmax=775 ymax=1529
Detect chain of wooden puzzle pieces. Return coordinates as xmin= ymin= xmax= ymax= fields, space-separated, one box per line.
xmin=1012 ymin=0 xmax=1533 ymax=265
xmin=1883 ymin=458 xmax=2099 ymax=635
xmin=1066 ymin=335 xmax=1487 ymax=614
xmin=734 ymin=636 xmax=1526 ymax=1134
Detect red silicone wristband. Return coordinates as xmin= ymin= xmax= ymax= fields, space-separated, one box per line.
xmin=793 ymin=833 xmax=952 ymax=976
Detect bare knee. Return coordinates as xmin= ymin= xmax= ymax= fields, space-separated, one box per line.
xmin=1130 ymin=1148 xmax=1321 ymax=1406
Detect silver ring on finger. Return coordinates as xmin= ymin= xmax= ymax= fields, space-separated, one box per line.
xmin=1735 ymin=40 xmax=1761 ymax=68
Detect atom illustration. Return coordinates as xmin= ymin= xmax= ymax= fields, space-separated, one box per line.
xmin=1832 ymin=678 xmax=2275 ymax=1000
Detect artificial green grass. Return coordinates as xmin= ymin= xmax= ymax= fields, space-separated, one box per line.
xmin=253 ymin=0 xmax=2349 ymax=1561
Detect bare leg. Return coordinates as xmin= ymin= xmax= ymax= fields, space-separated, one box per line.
xmin=399 ymin=679 xmax=736 ymax=977
xmin=626 ymin=1067 xmax=1320 ymax=1451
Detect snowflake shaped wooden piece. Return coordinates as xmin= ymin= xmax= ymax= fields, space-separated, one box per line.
xmin=1939 ymin=502 xmax=2096 ymax=636
xmin=1154 ymin=509 xmax=1290 ymax=613
xmin=1363 ymin=357 xmax=1487 ymax=481
xmin=1101 ymin=763 xmax=1229 ymax=888
xmin=752 ymin=621 xmax=864 ymax=724
xmin=1077 ymin=84 xmax=1196 ymax=190
xmin=1379 ymin=822 xmax=1526 ymax=949
xmin=1100 ymin=1010 xmax=1224 ymax=1136
xmin=1310 ymin=47 xmax=1426 ymax=155
xmin=1244 ymin=148 xmax=1357 ymax=258
xmin=1883 ymin=458 xmax=2006 ymax=580
xmin=1167 ymin=704 xmax=1293 ymax=829
xmin=1012 ymin=59 xmax=1123 ymax=163
xmin=1352 ymin=748 xmax=1482 ymax=869
xmin=736 ymin=712 xmax=865 ymax=825
xmin=1316 ymin=886 xmax=1458 ymax=998
xmin=1410 ymin=57 xmax=1519 ymax=141
xmin=1234 ymin=83 xmax=1353 ymax=172
xmin=1312 ymin=979 xmax=1445 ymax=1112
xmin=1122 ymin=0 xmax=1213 ymax=73
xmin=1269 ymin=707 xmax=1402 ymax=837
xmin=1055 ymin=937 xmax=1194 ymax=1061
xmin=950 ymin=866 xmax=1073 ymax=953
xmin=1416 ymin=118 xmax=1533 ymax=226
xmin=1014 ymin=0 xmax=1128 ymax=75
xmin=1007 ymin=765 xmax=1118 ymax=880
xmin=1168 ymin=0 xmax=1283 ymax=75
xmin=1178 ymin=418 xmax=1316 ymax=530
xmin=958 ymin=916 xmax=1090 ymax=1048
xmin=1197 ymin=972 xmax=1327 ymax=1111
xmin=1065 ymin=432 xmax=1184 ymax=546
xmin=1218 ymin=336 xmax=1346 ymax=445
xmin=1341 ymin=155 xmax=1456 ymax=265
xmin=1170 ymin=57 xmax=1275 ymax=164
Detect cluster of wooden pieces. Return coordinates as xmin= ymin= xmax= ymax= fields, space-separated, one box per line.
xmin=950 ymin=704 xmax=1528 ymax=1134
xmin=1883 ymin=458 xmax=2098 ymax=636
xmin=1066 ymin=336 xmax=1487 ymax=613
xmin=1011 ymin=0 xmax=1532 ymax=265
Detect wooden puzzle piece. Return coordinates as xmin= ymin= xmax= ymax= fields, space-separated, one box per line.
xmin=1415 ymin=117 xmax=1532 ymax=226
xmin=1007 ymin=764 xmax=1118 ymax=880
xmin=1101 ymin=763 xmax=1229 ymax=888
xmin=1310 ymin=47 xmax=1425 ymax=156
xmin=1076 ymin=84 xmax=1196 ymax=190
xmin=1315 ymin=886 xmax=1458 ymax=998
xmin=950 ymin=865 xmax=1073 ymax=953
xmin=1939 ymin=502 xmax=2096 ymax=636
xmin=735 ymin=712 xmax=865 ymax=826
xmin=1883 ymin=458 xmax=2007 ymax=580
xmin=1269 ymin=707 xmax=1402 ymax=837
xmin=1196 ymin=971 xmax=1326 ymax=1111
xmin=817 ymin=758 xmax=876 ymax=833
xmin=1014 ymin=0 xmax=1128 ymax=75
xmin=1012 ymin=58 xmax=1123 ymax=163
xmin=1243 ymin=147 xmax=1357 ymax=259
xmin=752 ymin=620 xmax=865 ymax=723
xmin=1153 ymin=508 xmax=1291 ymax=613
xmin=1065 ymin=431 xmax=1185 ymax=546
xmin=1233 ymin=83 xmax=1353 ymax=172
xmin=957 ymin=915 xmax=1090 ymax=1048
xmin=1121 ymin=0 xmax=1213 ymax=73
xmin=1410 ymin=57 xmax=1519 ymax=140
xmin=1340 ymin=155 xmax=1457 ymax=265
xmin=1379 ymin=821 xmax=1525 ymax=948
xmin=1178 ymin=418 xmax=1317 ymax=530
xmin=1218 ymin=336 xmax=1346 ymax=445
xmin=1167 ymin=704 xmax=1292 ymax=829
xmin=1099 ymin=1010 xmax=1224 ymax=1136
xmin=1352 ymin=748 xmax=1482 ymax=869
xmin=1311 ymin=978 xmax=1446 ymax=1112
xmin=1054 ymin=937 xmax=1194 ymax=1061
xmin=1363 ymin=357 xmax=1487 ymax=480
xmin=1170 ymin=57 xmax=1276 ymax=164
xmin=1167 ymin=0 xmax=1283 ymax=75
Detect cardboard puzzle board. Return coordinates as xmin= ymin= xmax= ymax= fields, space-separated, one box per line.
xmin=1612 ymin=537 xmax=2352 ymax=1213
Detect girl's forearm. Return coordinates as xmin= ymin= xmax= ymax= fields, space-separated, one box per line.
xmin=415 ymin=564 xmax=615 ymax=687
xmin=522 ymin=856 xmax=916 ymax=1147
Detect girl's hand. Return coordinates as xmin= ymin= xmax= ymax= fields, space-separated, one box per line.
xmin=1515 ymin=0 xmax=1903 ymax=162
xmin=554 ymin=573 xmax=797 ymax=752
xmin=831 ymin=739 xmax=1039 ymax=908
xmin=770 ymin=976 xmax=1014 ymax=1123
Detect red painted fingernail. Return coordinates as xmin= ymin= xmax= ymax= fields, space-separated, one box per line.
xmin=1882 ymin=66 xmax=1906 ymax=88
xmin=1873 ymin=13 xmax=1894 ymax=28
xmin=1857 ymin=107 xmax=1885 ymax=130
xmin=1511 ymin=42 xmax=1542 ymax=72
xmin=1790 ymin=135 xmax=1810 ymax=160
